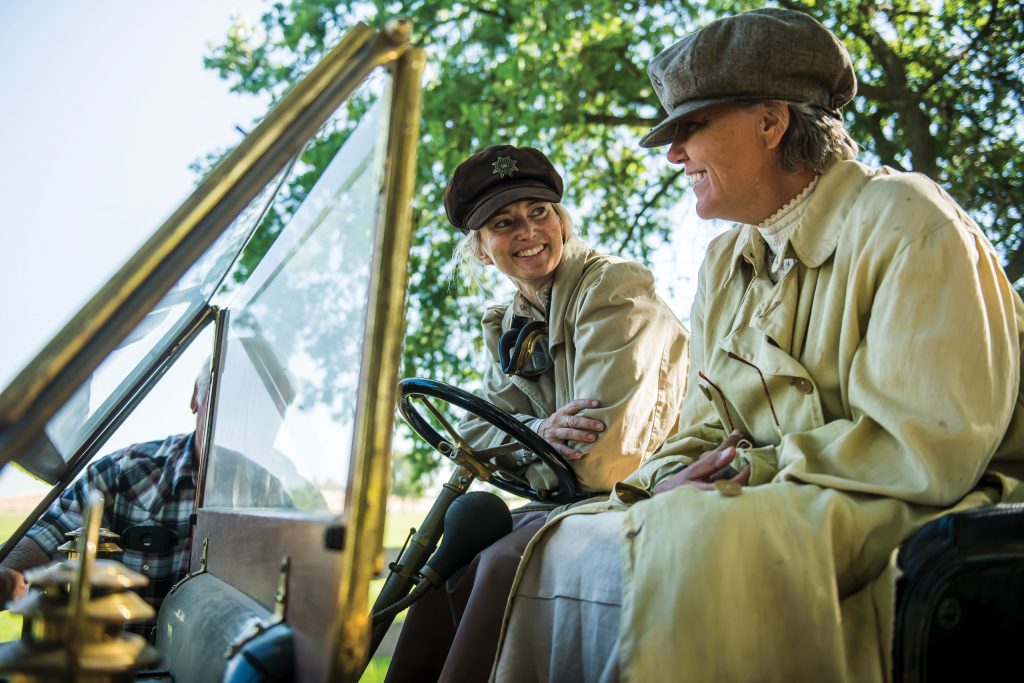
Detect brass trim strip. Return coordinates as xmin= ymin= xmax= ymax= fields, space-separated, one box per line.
xmin=166 ymin=537 xmax=209 ymax=597
xmin=0 ymin=22 xmax=408 ymax=467
xmin=68 ymin=490 xmax=103 ymax=666
xmin=193 ymin=306 xmax=229 ymax=513
xmin=328 ymin=34 xmax=425 ymax=682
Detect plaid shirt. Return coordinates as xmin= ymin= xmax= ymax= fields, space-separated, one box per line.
xmin=27 ymin=433 xmax=196 ymax=611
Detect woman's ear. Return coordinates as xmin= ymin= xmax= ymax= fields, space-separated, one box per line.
xmin=474 ymin=247 xmax=494 ymax=266
xmin=758 ymin=101 xmax=790 ymax=150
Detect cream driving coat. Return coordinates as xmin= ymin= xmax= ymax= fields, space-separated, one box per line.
xmin=459 ymin=239 xmax=689 ymax=493
xmin=494 ymin=161 xmax=1024 ymax=682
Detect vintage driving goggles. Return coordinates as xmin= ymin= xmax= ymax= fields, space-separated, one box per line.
xmin=498 ymin=316 xmax=552 ymax=381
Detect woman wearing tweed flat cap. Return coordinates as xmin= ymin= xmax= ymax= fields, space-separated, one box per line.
xmin=491 ymin=8 xmax=1024 ymax=683
xmin=385 ymin=144 xmax=688 ymax=683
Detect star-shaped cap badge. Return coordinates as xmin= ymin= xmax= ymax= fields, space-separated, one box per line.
xmin=492 ymin=155 xmax=518 ymax=178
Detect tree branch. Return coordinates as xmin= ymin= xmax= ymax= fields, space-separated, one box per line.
xmin=919 ymin=0 xmax=1001 ymax=95
xmin=842 ymin=1 xmax=939 ymax=177
xmin=619 ymin=168 xmax=685 ymax=249
xmin=420 ymin=4 xmax=514 ymax=45
xmin=857 ymin=82 xmax=909 ymax=102
xmin=856 ymin=109 xmax=908 ymax=171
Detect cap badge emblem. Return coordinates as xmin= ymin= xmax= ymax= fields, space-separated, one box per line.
xmin=492 ymin=155 xmax=518 ymax=178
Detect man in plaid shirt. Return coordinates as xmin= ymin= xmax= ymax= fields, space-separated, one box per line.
xmin=0 ymin=364 xmax=211 ymax=613
xmin=9 ymin=431 xmax=198 ymax=611
xmin=0 ymin=359 xmax=295 ymax=617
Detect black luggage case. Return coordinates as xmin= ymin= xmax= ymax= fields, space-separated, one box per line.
xmin=893 ymin=503 xmax=1024 ymax=682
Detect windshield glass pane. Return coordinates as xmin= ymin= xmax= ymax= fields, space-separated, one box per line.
xmin=203 ymin=90 xmax=387 ymax=513
xmin=38 ymin=169 xmax=287 ymax=472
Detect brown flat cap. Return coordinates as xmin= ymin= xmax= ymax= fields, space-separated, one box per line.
xmin=444 ymin=145 xmax=563 ymax=232
xmin=640 ymin=8 xmax=856 ymax=148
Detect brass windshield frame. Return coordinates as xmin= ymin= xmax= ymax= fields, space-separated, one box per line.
xmin=0 ymin=21 xmax=407 ymax=467
xmin=0 ymin=19 xmax=424 ymax=682
xmin=329 ymin=31 xmax=425 ymax=681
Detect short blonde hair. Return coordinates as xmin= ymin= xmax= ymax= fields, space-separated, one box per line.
xmin=451 ymin=203 xmax=575 ymax=290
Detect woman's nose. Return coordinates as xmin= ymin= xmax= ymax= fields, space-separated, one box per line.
xmin=667 ymin=138 xmax=688 ymax=164
xmin=514 ymin=216 xmax=537 ymax=238
xmin=667 ymin=124 xmax=689 ymax=164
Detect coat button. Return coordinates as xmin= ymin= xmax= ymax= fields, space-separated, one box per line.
xmin=714 ymin=480 xmax=742 ymax=497
xmin=791 ymin=378 xmax=814 ymax=394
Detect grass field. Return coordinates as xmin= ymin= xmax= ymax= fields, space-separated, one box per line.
xmin=0 ymin=515 xmax=24 ymax=643
xmin=0 ymin=505 xmax=431 ymax=681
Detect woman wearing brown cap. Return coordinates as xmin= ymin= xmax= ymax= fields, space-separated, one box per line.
xmin=385 ymin=145 xmax=688 ymax=683
xmin=491 ymin=8 xmax=1024 ymax=683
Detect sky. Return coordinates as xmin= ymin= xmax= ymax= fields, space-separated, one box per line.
xmin=0 ymin=2 xmax=723 ymax=499
xmin=0 ymin=2 xmax=271 ymax=495
xmin=0 ymin=1 xmax=270 ymax=389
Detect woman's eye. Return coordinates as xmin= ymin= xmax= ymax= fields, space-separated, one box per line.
xmin=530 ymin=206 xmax=547 ymax=218
xmin=492 ymin=219 xmax=512 ymax=230
xmin=679 ymin=120 xmax=706 ymax=140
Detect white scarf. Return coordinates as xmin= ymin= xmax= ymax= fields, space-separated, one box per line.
xmin=755 ymin=176 xmax=819 ymax=282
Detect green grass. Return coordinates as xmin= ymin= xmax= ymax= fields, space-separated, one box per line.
xmin=381 ymin=507 xmax=429 ymax=548
xmin=0 ymin=515 xmax=25 ymax=642
xmin=0 ymin=612 xmax=20 ymax=642
xmin=361 ymin=505 xmax=432 ymax=679
xmin=360 ymin=655 xmax=392 ymax=683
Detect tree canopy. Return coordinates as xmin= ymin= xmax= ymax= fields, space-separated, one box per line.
xmin=205 ymin=0 xmax=1024 ymax=490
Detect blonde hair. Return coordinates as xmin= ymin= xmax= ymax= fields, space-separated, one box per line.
xmin=451 ymin=203 xmax=575 ymax=290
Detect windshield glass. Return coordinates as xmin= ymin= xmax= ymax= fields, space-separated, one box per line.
xmin=203 ymin=90 xmax=387 ymax=513
xmin=31 ymin=167 xmax=289 ymax=483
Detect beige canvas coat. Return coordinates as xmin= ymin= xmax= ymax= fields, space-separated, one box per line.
xmin=459 ymin=239 xmax=689 ymax=493
xmin=494 ymin=161 xmax=1024 ymax=682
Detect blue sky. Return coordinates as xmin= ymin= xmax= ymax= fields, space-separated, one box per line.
xmin=0 ymin=1 xmax=270 ymax=388
xmin=0 ymin=3 xmax=718 ymax=395
xmin=0 ymin=2 xmax=718 ymax=498
xmin=0 ymin=2 xmax=272 ymax=494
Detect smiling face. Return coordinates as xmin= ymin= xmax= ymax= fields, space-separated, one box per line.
xmin=476 ymin=200 xmax=565 ymax=298
xmin=666 ymin=101 xmax=794 ymax=225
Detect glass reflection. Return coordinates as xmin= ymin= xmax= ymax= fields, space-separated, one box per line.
xmin=204 ymin=95 xmax=387 ymax=513
xmin=37 ymin=163 xmax=288 ymax=475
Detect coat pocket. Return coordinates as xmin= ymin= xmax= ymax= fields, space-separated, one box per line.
xmin=716 ymin=326 xmax=826 ymax=443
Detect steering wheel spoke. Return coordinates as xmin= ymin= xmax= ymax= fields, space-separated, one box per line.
xmin=398 ymin=378 xmax=582 ymax=504
xmin=412 ymin=395 xmax=470 ymax=449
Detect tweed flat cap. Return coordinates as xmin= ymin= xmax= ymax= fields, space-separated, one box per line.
xmin=444 ymin=145 xmax=563 ymax=233
xmin=640 ymin=8 xmax=856 ymax=148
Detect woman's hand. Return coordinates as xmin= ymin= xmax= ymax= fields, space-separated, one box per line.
xmin=537 ymin=399 xmax=605 ymax=460
xmin=653 ymin=430 xmax=751 ymax=495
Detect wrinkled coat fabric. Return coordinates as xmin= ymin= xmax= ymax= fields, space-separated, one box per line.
xmin=492 ymin=161 xmax=1024 ymax=683
xmin=386 ymin=241 xmax=688 ymax=683
xmin=460 ymin=239 xmax=689 ymax=492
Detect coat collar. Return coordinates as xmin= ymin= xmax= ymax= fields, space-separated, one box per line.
xmin=547 ymin=238 xmax=592 ymax=346
xmin=726 ymin=160 xmax=873 ymax=280
xmin=497 ymin=238 xmax=594 ymax=347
